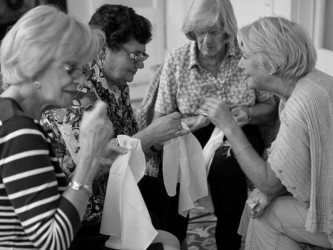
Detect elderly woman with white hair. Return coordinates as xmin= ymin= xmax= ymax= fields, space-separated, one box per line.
xmin=201 ymin=16 xmax=333 ymax=249
xmin=0 ymin=5 xmax=117 ymax=250
xmin=153 ymin=0 xmax=277 ymax=248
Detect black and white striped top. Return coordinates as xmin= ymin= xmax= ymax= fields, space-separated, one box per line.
xmin=0 ymin=98 xmax=80 ymax=250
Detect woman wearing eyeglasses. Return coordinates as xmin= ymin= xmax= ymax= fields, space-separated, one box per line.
xmin=153 ymin=0 xmax=277 ymax=249
xmin=0 ymin=5 xmax=119 ymax=250
xmin=42 ymin=4 xmax=187 ymax=250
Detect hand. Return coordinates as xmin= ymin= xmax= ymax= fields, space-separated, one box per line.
xmin=181 ymin=115 xmax=210 ymax=132
xmin=75 ymin=101 xmax=113 ymax=183
xmin=103 ymin=138 xmax=128 ymax=159
xmin=231 ymin=106 xmax=250 ymax=127
xmin=246 ymin=188 xmax=273 ymax=218
xmin=200 ymin=97 xmax=237 ymax=130
xmin=147 ymin=112 xmax=189 ymax=145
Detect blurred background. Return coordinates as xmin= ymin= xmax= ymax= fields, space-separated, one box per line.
xmin=0 ymin=0 xmax=332 ymax=103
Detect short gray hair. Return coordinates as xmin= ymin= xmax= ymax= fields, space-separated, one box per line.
xmin=181 ymin=0 xmax=237 ymax=41
xmin=238 ymin=16 xmax=316 ymax=80
xmin=0 ymin=5 xmax=102 ymax=89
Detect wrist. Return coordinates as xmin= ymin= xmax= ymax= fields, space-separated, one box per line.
xmin=144 ymin=126 xmax=158 ymax=146
xmin=68 ymin=181 xmax=93 ymax=199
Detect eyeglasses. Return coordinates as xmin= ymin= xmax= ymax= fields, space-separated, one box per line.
xmin=63 ymin=64 xmax=89 ymax=79
xmin=119 ymin=46 xmax=149 ymax=63
xmin=195 ymin=28 xmax=225 ymax=37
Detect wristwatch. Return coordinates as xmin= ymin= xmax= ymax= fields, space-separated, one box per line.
xmin=69 ymin=181 xmax=93 ymax=198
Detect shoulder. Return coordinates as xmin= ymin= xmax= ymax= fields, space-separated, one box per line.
xmin=165 ymin=42 xmax=193 ymax=62
xmin=0 ymin=98 xmax=38 ymax=131
xmin=291 ymin=70 xmax=333 ymax=109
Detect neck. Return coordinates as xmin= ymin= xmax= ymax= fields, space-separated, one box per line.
xmin=198 ymin=46 xmax=226 ymax=69
xmin=103 ymin=71 xmax=127 ymax=88
xmin=1 ymin=85 xmax=43 ymax=120
xmin=271 ymin=77 xmax=297 ymax=101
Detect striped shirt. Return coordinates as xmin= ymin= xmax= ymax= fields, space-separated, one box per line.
xmin=0 ymin=98 xmax=80 ymax=249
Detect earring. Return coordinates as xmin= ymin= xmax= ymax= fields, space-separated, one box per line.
xmin=33 ymin=81 xmax=42 ymax=89
xmin=98 ymin=47 xmax=107 ymax=70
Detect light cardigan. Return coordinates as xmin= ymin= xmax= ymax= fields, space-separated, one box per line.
xmin=268 ymin=69 xmax=333 ymax=244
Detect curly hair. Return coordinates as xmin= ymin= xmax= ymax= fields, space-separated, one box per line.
xmin=89 ymin=4 xmax=152 ymax=50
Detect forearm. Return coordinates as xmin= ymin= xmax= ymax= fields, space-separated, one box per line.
xmin=223 ymin=125 xmax=284 ymax=195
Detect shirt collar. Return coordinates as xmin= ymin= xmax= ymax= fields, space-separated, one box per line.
xmin=0 ymin=97 xmax=29 ymax=124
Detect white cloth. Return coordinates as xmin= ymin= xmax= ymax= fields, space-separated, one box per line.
xmin=202 ymin=127 xmax=224 ymax=175
xmin=197 ymin=127 xmax=225 ymax=213
xmin=100 ymin=135 xmax=157 ymax=250
xmin=163 ymin=125 xmax=208 ymax=217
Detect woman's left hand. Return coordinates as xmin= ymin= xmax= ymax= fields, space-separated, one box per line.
xmin=246 ymin=188 xmax=273 ymax=218
xmin=231 ymin=106 xmax=250 ymax=127
xmin=200 ymin=97 xmax=237 ymax=131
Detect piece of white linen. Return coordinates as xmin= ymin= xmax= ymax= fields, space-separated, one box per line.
xmin=100 ymin=135 xmax=157 ymax=250
xmin=202 ymin=127 xmax=224 ymax=175
xmin=197 ymin=127 xmax=225 ymax=213
xmin=162 ymin=124 xmax=208 ymax=217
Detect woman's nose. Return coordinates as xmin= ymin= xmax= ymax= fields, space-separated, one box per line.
xmin=135 ymin=60 xmax=145 ymax=69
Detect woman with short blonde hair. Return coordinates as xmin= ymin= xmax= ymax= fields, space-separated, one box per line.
xmin=202 ymin=16 xmax=333 ymax=250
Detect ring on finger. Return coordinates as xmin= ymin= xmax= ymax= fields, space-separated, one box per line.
xmin=201 ymin=112 xmax=207 ymax=117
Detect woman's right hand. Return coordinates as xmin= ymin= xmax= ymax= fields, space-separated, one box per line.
xmin=147 ymin=112 xmax=189 ymax=145
xmin=181 ymin=115 xmax=210 ymax=132
xmin=73 ymin=101 xmax=113 ymax=184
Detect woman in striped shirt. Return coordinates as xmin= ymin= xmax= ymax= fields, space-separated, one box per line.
xmin=0 ymin=5 xmax=116 ymax=250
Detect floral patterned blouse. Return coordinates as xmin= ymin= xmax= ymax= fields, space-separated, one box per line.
xmin=41 ymin=60 xmax=139 ymax=225
xmin=155 ymin=39 xmax=272 ymax=116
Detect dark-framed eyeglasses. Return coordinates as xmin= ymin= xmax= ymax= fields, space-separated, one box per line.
xmin=119 ymin=46 xmax=149 ymax=63
xmin=63 ymin=64 xmax=88 ymax=79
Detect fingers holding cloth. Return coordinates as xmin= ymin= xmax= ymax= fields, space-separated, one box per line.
xmin=199 ymin=97 xmax=238 ymax=130
xmin=147 ymin=111 xmax=189 ymax=148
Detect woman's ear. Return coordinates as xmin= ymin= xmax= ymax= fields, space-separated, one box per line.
xmin=97 ymin=46 xmax=107 ymax=69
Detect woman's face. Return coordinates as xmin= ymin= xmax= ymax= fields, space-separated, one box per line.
xmin=103 ymin=39 xmax=147 ymax=85
xmin=238 ymin=42 xmax=272 ymax=91
xmin=38 ymin=62 xmax=85 ymax=109
xmin=194 ymin=25 xmax=226 ymax=57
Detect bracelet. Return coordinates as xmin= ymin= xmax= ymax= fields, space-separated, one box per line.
xmin=69 ymin=181 xmax=93 ymax=198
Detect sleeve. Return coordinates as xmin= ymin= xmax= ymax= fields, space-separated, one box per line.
xmin=154 ymin=51 xmax=179 ymax=115
xmin=1 ymin=116 xmax=81 ymax=250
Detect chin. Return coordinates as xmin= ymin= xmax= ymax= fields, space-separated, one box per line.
xmin=125 ymin=76 xmax=135 ymax=83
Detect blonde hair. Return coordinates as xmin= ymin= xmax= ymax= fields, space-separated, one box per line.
xmin=0 ymin=5 xmax=103 ymax=89
xmin=181 ymin=0 xmax=237 ymax=41
xmin=238 ymin=16 xmax=316 ymax=80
